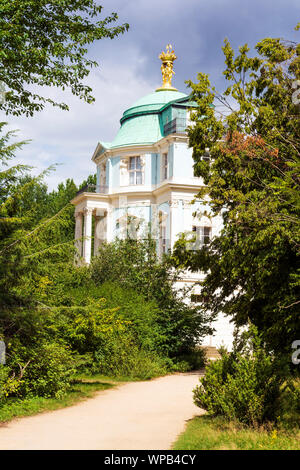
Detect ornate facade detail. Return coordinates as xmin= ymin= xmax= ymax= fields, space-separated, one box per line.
xmin=83 ymin=207 xmax=93 ymax=216
xmin=100 ymin=161 xmax=107 ymax=186
xmin=140 ymin=155 xmax=146 ymax=168
xmin=168 ymin=199 xmax=180 ymax=208
xmin=156 ymin=44 xmax=177 ymax=91
xmin=183 ymin=199 xmax=193 ymax=209
xmin=120 ymin=157 xmax=129 ymax=186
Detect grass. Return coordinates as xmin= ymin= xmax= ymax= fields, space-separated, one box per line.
xmin=73 ymin=372 xmax=143 ymax=383
xmin=0 ymin=376 xmax=115 ymax=423
xmin=172 ymin=415 xmax=300 ymax=450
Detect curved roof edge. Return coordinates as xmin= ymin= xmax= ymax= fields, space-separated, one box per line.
xmin=121 ymin=90 xmax=187 ymax=123
xmin=120 ymin=94 xmax=196 ymax=125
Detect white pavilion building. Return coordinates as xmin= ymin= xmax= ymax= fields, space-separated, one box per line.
xmin=71 ymin=46 xmax=234 ymax=350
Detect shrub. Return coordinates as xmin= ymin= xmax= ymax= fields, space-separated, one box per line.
xmin=10 ymin=341 xmax=75 ymax=399
xmin=0 ymin=365 xmax=21 ymax=400
xmin=67 ymin=281 xmax=164 ymax=354
xmin=92 ymin=331 xmax=168 ymax=380
xmin=46 ymin=297 xmax=129 ymax=356
xmin=193 ymin=328 xmax=288 ymax=426
xmin=91 ymin=239 xmax=212 ymax=360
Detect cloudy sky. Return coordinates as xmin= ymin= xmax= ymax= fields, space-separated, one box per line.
xmin=2 ymin=0 xmax=299 ymax=190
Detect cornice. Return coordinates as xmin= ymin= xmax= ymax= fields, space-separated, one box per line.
xmin=71 ymin=180 xmax=204 ymax=207
xmin=153 ymin=180 xmax=203 ymax=197
xmin=70 ymin=192 xmax=109 ymax=205
xmin=92 ymin=134 xmax=190 ymax=164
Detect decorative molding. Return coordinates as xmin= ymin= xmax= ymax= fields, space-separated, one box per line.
xmin=168 ymin=199 xmax=180 ymax=208
xmin=120 ymin=157 xmax=129 ymax=186
xmin=183 ymin=199 xmax=193 ymax=209
xmin=126 ymin=201 xmax=150 ymax=208
xmin=83 ymin=207 xmax=93 ymax=216
xmin=140 ymin=155 xmax=146 ymax=168
xmin=93 ymin=135 xmax=189 ymax=164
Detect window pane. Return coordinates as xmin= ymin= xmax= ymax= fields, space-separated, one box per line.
xmin=129 ymin=157 xmax=135 ymax=170
xmin=204 ymin=227 xmax=211 ymax=244
xmin=136 ymin=156 xmax=141 ymax=169
xmin=136 ymin=171 xmax=142 ymax=185
xmin=129 ymin=171 xmax=135 ymax=185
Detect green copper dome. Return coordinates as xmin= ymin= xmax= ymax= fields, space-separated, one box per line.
xmin=109 ymin=89 xmax=188 ymax=149
xmin=122 ymin=90 xmax=187 ymax=121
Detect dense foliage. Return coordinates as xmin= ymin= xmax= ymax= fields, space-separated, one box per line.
xmin=193 ymin=327 xmax=297 ymax=426
xmin=173 ymin=26 xmax=300 ymax=358
xmin=91 ymin=239 xmax=212 ymax=360
xmin=0 ymin=0 xmax=129 ymax=115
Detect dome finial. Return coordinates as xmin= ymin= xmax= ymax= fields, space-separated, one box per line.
xmin=156 ymin=44 xmax=178 ymax=92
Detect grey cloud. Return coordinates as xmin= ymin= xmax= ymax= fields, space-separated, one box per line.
xmin=1 ymin=0 xmax=299 ymax=190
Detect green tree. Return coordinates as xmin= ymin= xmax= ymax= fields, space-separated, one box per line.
xmin=173 ymin=26 xmax=300 ymax=357
xmin=0 ymin=0 xmax=129 ymax=116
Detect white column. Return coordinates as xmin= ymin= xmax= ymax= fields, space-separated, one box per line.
xmin=83 ymin=208 xmax=93 ymax=264
xmin=94 ymin=209 xmax=106 ymax=255
xmin=106 ymin=207 xmax=113 ymax=242
xmin=94 ymin=216 xmax=101 ymax=256
xmin=74 ymin=212 xmax=83 ymax=260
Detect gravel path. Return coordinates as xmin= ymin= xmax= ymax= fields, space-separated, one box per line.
xmin=0 ymin=372 xmax=204 ymax=450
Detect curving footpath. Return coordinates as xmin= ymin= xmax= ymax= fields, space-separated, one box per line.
xmin=0 ymin=372 xmax=204 ymax=450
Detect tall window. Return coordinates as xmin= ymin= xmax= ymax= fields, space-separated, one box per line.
xmin=129 ymin=156 xmax=142 ymax=185
xmin=192 ymin=226 xmax=212 ymax=249
xmin=162 ymin=153 xmax=168 ymax=180
xmin=159 ymin=210 xmax=167 ymax=255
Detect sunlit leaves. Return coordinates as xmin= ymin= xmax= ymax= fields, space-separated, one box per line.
xmin=177 ymin=27 xmax=300 ymax=356
xmin=0 ymin=1 xmax=129 ymax=116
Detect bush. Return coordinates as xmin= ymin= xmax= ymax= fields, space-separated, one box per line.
xmin=193 ymin=328 xmax=288 ymax=426
xmin=67 ymin=281 xmax=164 ymax=354
xmin=10 ymin=341 xmax=75 ymax=399
xmin=92 ymin=331 xmax=168 ymax=380
xmin=0 ymin=365 xmax=21 ymax=400
xmin=91 ymin=239 xmax=212 ymax=360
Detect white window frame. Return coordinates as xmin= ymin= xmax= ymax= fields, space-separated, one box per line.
xmin=192 ymin=225 xmax=212 ymax=249
xmin=159 ymin=210 xmax=168 ymax=255
xmin=162 ymin=153 xmax=168 ymax=181
xmin=129 ymin=156 xmax=143 ymax=185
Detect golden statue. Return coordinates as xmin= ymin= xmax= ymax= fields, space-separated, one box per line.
xmin=156 ymin=44 xmax=177 ymax=91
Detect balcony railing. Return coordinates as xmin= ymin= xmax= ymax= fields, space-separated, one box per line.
xmin=163 ymin=118 xmax=187 ymax=136
xmin=76 ymin=184 xmax=108 ymax=197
